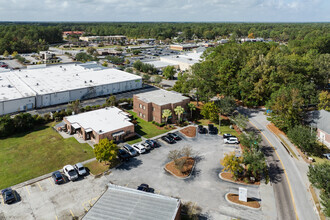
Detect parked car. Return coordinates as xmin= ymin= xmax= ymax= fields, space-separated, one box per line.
xmin=197 ymin=125 xmax=207 ymax=134
xmin=74 ymin=163 xmax=87 ymax=176
xmin=63 ymin=165 xmax=78 ymax=181
xmin=137 ymin=183 xmax=153 ymax=192
xmin=223 ymin=133 xmax=236 ymax=139
xmin=123 ymin=144 xmax=138 ymax=157
xmin=224 ymin=137 xmax=239 ymax=144
xmin=161 ymin=135 xmax=175 ymax=144
xmin=1 ymin=188 xmax=16 ymax=204
xmin=208 ymin=124 xmax=218 ymax=135
xmin=132 ymin=144 xmax=146 ymax=154
xmin=139 ymin=142 xmax=151 ymax=151
xmin=323 ymin=153 xmax=330 ymax=160
xmin=168 ymin=133 xmax=182 ymax=141
xmin=51 ymin=171 xmax=64 ymax=184
xmin=118 ymin=149 xmax=131 ymax=161
xmin=145 ymin=139 xmax=160 ymax=148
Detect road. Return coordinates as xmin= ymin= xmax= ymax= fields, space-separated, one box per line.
xmin=240 ymin=107 xmax=318 ymax=220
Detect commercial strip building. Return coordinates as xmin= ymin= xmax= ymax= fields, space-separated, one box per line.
xmin=79 ymin=35 xmax=127 ymax=42
xmin=133 ymin=89 xmax=190 ymax=124
xmin=0 ymin=63 xmax=142 ymax=115
xmin=63 ymin=107 xmax=134 ymax=143
xmin=83 ymin=184 xmax=181 ymax=220
xmin=170 ymin=44 xmax=199 ymax=51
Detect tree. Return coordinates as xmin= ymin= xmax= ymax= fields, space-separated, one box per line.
xmin=162 ymin=109 xmax=172 ymax=125
xmin=308 ymin=163 xmax=330 ymax=217
xmin=187 ymin=103 xmax=196 ymax=119
xmin=87 ymin=47 xmax=96 ymax=55
xmin=287 ymin=125 xmax=323 ymax=155
xmin=232 ymin=113 xmax=248 ymax=130
xmin=132 ymin=50 xmax=141 ymax=55
xmin=142 ymin=74 xmax=150 ymax=82
xmin=174 ymin=106 xmax=185 ymax=123
xmin=243 ymin=149 xmax=267 ymax=181
xmin=67 ymin=100 xmax=81 ymax=114
xmin=239 ymin=131 xmax=262 ymax=150
xmin=94 ymin=139 xmax=119 ymax=164
xmin=125 ymin=67 xmax=133 ymax=73
xmin=153 ymin=75 xmax=162 ymax=84
xmin=102 ymin=61 xmax=108 ymax=67
xmin=3 ymin=50 xmax=9 ymax=57
xmin=318 ymin=91 xmax=330 ymax=111
xmin=163 ymin=66 xmax=176 ymax=80
xmin=200 ymin=102 xmax=218 ymax=122
xmin=106 ymin=95 xmax=116 ymax=106
xmin=215 ymin=96 xmax=237 ymax=116
xmin=248 ymin=32 xmax=255 ymax=39
xmin=11 ymin=51 xmax=18 ymax=57
xmin=221 ymin=152 xmax=244 ymax=180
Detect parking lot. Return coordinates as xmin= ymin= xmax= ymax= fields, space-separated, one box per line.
xmin=107 ymin=131 xmax=268 ymax=220
xmin=0 ymin=174 xmax=108 ymax=220
xmin=0 ymin=128 xmax=275 ymax=220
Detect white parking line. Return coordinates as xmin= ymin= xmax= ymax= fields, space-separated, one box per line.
xmin=48 ymin=178 xmax=55 ymax=187
xmin=25 ymin=186 xmax=31 ymax=196
xmin=37 ymin=182 xmax=43 ymax=191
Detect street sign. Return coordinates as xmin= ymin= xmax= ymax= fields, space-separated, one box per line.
xmin=239 ymin=187 xmax=247 ymax=202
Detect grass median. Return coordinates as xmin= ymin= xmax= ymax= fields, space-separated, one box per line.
xmin=0 ymin=122 xmax=94 ymax=189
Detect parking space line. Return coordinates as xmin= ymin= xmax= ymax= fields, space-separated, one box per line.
xmin=37 ymin=182 xmax=43 ymax=191
xmin=88 ymin=199 xmax=93 ymax=206
xmin=70 ymin=210 xmax=75 ymax=217
xmin=55 ymin=216 xmax=58 ymax=220
xmin=125 ymin=183 xmax=129 ymax=187
xmin=0 ymin=195 xmax=4 ymax=205
xmin=25 ymin=186 xmax=31 ymax=196
xmin=82 ymin=202 xmax=88 ymax=212
xmin=48 ymin=178 xmax=54 ymax=187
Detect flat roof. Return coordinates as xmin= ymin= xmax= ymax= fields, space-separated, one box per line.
xmin=8 ymin=63 xmax=141 ymax=95
xmin=65 ymin=107 xmax=133 ymax=134
xmin=0 ymin=72 xmax=36 ymax=101
xmin=83 ymin=184 xmax=180 ymax=220
xmin=135 ymin=89 xmax=189 ymax=106
xmin=143 ymin=60 xmax=175 ymax=69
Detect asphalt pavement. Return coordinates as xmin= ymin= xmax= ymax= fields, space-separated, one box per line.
xmin=239 ymin=107 xmax=318 ymax=220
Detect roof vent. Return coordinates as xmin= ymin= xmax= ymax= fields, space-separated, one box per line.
xmin=99 ymin=130 xmax=103 ymax=133
xmin=90 ymin=80 xmax=92 ymax=83
xmin=76 ymin=74 xmax=78 ymax=76
xmin=36 ymin=83 xmax=39 ymax=86
xmin=84 ymin=81 xmax=87 ymax=83
xmin=7 ymin=85 xmax=11 ymax=88
xmin=25 ymin=75 xmax=28 ymax=77
xmin=60 ymin=66 xmax=62 ymax=68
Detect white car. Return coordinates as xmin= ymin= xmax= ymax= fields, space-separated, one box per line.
xmin=63 ymin=165 xmax=78 ymax=181
xmin=139 ymin=142 xmax=151 ymax=151
xmin=74 ymin=163 xmax=87 ymax=176
xmin=132 ymin=144 xmax=146 ymax=154
xmin=224 ymin=137 xmax=239 ymax=144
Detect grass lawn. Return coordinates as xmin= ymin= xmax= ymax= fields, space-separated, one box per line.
xmin=85 ymin=159 xmax=121 ymax=176
xmin=0 ymin=122 xmax=94 ymax=189
xmin=197 ymin=119 xmax=239 ymax=137
xmin=312 ymin=156 xmax=330 ymax=164
xmin=128 ymin=110 xmax=171 ymax=139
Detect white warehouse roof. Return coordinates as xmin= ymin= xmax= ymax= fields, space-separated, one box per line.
xmin=83 ymin=184 xmax=180 ymax=220
xmin=135 ymin=89 xmax=189 ymax=106
xmin=143 ymin=60 xmax=175 ymax=69
xmin=65 ymin=107 xmax=133 ymax=134
xmin=12 ymin=63 xmax=141 ymax=95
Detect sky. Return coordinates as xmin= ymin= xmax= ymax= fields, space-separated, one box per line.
xmin=0 ymin=0 xmax=329 ymax=22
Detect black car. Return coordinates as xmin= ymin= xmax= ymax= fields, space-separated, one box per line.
xmin=168 ymin=133 xmax=182 ymax=141
xmin=161 ymin=135 xmax=175 ymax=144
xmin=1 ymin=188 xmax=16 ymax=204
xmin=118 ymin=149 xmax=131 ymax=161
xmin=208 ymin=124 xmax=218 ymax=135
xmin=145 ymin=139 xmax=160 ymax=148
xmin=197 ymin=125 xmax=207 ymax=134
xmin=52 ymin=171 xmax=64 ymax=184
xmin=137 ymin=184 xmax=153 ymax=193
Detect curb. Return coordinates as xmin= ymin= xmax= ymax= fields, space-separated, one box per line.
xmin=225 ymin=193 xmax=261 ymax=210
xmin=164 ymin=158 xmax=196 ymax=180
xmin=218 ymin=172 xmax=260 ymax=187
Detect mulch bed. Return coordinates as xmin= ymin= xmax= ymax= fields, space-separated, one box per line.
xmin=165 ymin=157 xmax=195 ymax=178
xmin=180 ymin=126 xmax=197 ymax=138
xmin=220 ymin=172 xmax=260 ymax=186
xmin=227 ymin=193 xmax=261 ymax=209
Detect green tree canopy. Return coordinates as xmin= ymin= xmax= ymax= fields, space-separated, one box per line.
xmin=163 ymin=66 xmax=176 ymax=80
xmin=94 ymin=139 xmax=119 ymax=164
xmin=200 ymin=102 xmax=218 ymax=122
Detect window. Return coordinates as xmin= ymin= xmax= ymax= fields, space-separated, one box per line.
xmin=143 ymin=114 xmax=145 ymax=118
xmin=139 ymin=112 xmax=142 ymax=117
xmin=139 ymin=104 xmax=142 ymax=108
xmin=143 ymin=105 xmax=146 ymax=110
xmin=153 ymin=116 xmax=155 ymax=121
xmin=152 ymin=107 xmax=155 ymax=111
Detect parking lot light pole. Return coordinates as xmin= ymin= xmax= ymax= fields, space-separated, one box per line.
xmin=219 ymin=113 xmax=221 ymax=134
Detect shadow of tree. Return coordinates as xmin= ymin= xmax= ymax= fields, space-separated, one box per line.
xmin=268 ymin=163 xmax=284 ymax=184
xmin=115 ymin=157 xmax=143 ymax=171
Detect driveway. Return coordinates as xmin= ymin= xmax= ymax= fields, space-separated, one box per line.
xmin=108 ymin=131 xmax=271 ymax=220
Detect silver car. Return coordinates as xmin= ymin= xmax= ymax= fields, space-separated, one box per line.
xmin=74 ymin=163 xmax=87 ymax=176
xmin=63 ymin=165 xmax=78 ymax=181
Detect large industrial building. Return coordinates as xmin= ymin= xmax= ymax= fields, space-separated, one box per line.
xmin=0 ymin=63 xmax=142 ymax=115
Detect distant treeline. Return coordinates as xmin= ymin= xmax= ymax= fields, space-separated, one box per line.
xmin=0 ymin=22 xmax=329 ymax=53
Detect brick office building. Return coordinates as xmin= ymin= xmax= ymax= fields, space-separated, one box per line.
xmin=133 ymin=89 xmax=190 ymax=124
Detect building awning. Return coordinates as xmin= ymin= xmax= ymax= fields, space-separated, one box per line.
xmin=85 ymin=128 xmax=93 ymax=133
xmin=112 ymin=131 xmax=125 ymax=137
xmin=71 ymin=123 xmax=81 ymax=129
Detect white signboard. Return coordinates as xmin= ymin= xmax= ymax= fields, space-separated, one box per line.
xmin=239 ymin=187 xmax=247 ymax=202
